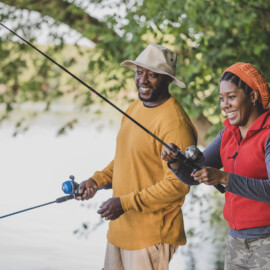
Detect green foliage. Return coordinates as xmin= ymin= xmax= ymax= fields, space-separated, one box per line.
xmin=0 ymin=0 xmax=270 ymax=139
xmin=57 ymin=118 xmax=78 ymax=135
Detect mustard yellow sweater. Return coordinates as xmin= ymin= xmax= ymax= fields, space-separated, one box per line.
xmin=92 ymin=97 xmax=197 ymax=250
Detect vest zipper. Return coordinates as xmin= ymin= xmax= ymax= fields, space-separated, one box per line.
xmin=230 ymin=134 xmax=250 ymax=229
xmin=230 ymin=133 xmax=240 ymax=229
xmin=230 ymin=195 xmax=236 ymax=229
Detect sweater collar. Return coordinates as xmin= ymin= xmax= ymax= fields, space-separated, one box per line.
xmin=140 ymin=96 xmax=173 ymax=109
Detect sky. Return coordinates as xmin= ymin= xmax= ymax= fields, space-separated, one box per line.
xmin=0 ymin=0 xmax=126 ymax=46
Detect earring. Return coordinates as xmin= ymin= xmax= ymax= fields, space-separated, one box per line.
xmin=253 ymin=101 xmax=256 ymax=107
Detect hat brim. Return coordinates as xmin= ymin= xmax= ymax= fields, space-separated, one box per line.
xmin=121 ymin=60 xmax=186 ymax=88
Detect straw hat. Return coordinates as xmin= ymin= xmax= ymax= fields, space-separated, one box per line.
xmin=121 ymin=44 xmax=185 ymax=88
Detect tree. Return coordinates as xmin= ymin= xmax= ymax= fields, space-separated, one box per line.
xmin=2 ymin=2 xmax=268 ymax=266
xmin=0 ymin=0 xmax=270 ymax=144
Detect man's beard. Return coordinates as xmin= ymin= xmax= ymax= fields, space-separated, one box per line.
xmin=137 ymin=81 xmax=167 ymax=103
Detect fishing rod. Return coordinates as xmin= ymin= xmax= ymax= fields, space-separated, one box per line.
xmin=0 ymin=23 xmax=225 ymax=194
xmin=0 ymin=175 xmax=111 ymax=219
xmin=0 ymin=195 xmax=74 ymax=219
xmin=0 ymin=23 xmax=166 ymax=150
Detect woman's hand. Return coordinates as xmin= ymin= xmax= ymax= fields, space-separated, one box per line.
xmin=191 ymin=167 xmax=229 ymax=186
xmin=161 ymin=143 xmax=181 ymax=169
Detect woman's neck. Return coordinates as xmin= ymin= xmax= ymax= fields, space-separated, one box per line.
xmin=239 ymin=110 xmax=264 ymax=139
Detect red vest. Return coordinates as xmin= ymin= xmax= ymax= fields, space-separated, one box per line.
xmin=221 ymin=109 xmax=270 ymax=230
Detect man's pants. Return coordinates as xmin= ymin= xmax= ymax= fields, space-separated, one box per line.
xmin=225 ymin=234 xmax=270 ymax=270
xmin=104 ymin=242 xmax=178 ymax=270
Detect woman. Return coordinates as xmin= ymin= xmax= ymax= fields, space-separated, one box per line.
xmin=161 ymin=62 xmax=270 ymax=270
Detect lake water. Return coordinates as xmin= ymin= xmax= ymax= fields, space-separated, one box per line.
xmin=0 ymin=110 xmax=226 ymax=270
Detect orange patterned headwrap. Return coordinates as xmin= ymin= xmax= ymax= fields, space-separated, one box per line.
xmin=222 ymin=62 xmax=270 ymax=109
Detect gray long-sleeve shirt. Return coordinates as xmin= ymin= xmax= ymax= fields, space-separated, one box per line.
xmin=170 ymin=130 xmax=270 ymax=239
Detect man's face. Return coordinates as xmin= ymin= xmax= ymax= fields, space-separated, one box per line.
xmin=135 ymin=66 xmax=171 ymax=105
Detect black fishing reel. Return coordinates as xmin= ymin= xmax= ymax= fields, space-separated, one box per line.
xmin=185 ymin=145 xmax=204 ymax=163
xmin=170 ymin=145 xmax=204 ymax=173
xmin=174 ymin=145 xmax=225 ymax=193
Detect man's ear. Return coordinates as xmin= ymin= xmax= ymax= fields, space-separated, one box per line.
xmin=167 ymin=76 xmax=174 ymax=85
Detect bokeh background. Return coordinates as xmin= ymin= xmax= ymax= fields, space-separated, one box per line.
xmin=0 ymin=1 xmax=269 ymax=269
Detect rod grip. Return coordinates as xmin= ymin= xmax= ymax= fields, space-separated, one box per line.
xmin=97 ymin=183 xmax=112 ymax=190
xmin=175 ymin=152 xmax=226 ymax=194
xmin=193 ymin=168 xmax=225 ymax=193
xmin=214 ymin=184 xmax=226 ymax=193
xmin=56 ymin=195 xmax=74 ymax=203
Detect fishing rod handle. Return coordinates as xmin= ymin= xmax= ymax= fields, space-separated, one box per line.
xmin=185 ymin=146 xmax=225 ymax=193
xmin=192 ymin=167 xmax=225 ymax=194
xmin=55 ymin=195 xmax=75 ymax=203
xmin=214 ymin=184 xmax=226 ymax=193
xmin=174 ymin=150 xmax=225 ymax=193
xmin=62 ymin=175 xmax=112 ymax=196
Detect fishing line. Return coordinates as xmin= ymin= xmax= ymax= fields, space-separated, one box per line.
xmin=0 ymin=22 xmax=170 ymax=150
xmin=0 ymin=23 xmax=225 ymax=193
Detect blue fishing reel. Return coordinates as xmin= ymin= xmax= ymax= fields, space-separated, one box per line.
xmin=62 ymin=175 xmax=80 ymax=195
xmin=62 ymin=175 xmax=112 ymax=196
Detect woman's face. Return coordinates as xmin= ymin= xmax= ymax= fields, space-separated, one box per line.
xmin=220 ymin=80 xmax=254 ymax=127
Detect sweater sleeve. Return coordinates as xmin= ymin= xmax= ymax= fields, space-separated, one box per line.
xmin=199 ymin=129 xmax=224 ymax=168
xmin=91 ymin=160 xmax=114 ymax=188
xmin=226 ymin=134 xmax=270 ymax=203
xmin=120 ymin=122 xmax=196 ymax=213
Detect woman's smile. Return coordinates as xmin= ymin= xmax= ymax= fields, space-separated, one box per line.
xmin=226 ymin=110 xmax=238 ymax=119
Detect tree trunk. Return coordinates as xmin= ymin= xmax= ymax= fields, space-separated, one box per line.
xmin=191 ymin=114 xmax=212 ymax=148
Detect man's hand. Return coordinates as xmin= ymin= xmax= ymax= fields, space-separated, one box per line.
xmin=75 ymin=178 xmax=98 ymax=201
xmin=161 ymin=143 xmax=181 ymax=169
xmin=97 ymin=197 xmax=124 ymax=220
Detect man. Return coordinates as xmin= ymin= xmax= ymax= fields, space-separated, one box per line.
xmin=77 ymin=44 xmax=197 ymax=270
